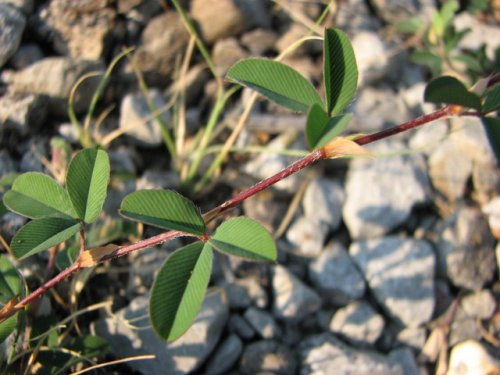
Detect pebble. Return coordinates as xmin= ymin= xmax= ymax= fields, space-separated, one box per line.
xmin=228 ymin=313 xmax=255 ymax=340
xmin=3 ymin=57 xmax=104 ymax=116
xmin=241 ymin=28 xmax=278 ymax=55
xmin=351 ymin=31 xmax=390 ymax=85
xmin=329 ymin=301 xmax=385 ymax=346
xmin=437 ymin=205 xmax=496 ymax=290
xmin=220 ymin=277 xmax=268 ymax=309
xmin=300 ymin=333 xmax=405 ymax=375
xmin=212 ymin=37 xmax=248 ymax=75
xmin=244 ymin=307 xmax=281 ymax=339
xmin=448 ymin=340 xmax=500 ymax=375
xmin=38 ymin=0 xmax=115 ymax=60
xmin=0 ymin=0 xmax=33 ymax=14
xmin=0 ymin=91 xmax=48 ymax=135
xmin=132 ymin=11 xmax=189 ymax=79
xmin=482 ymin=197 xmax=500 ymax=239
xmin=119 ymin=89 xmax=170 ymax=147
xmin=272 ymin=265 xmax=322 ymax=322
xmin=343 ymin=139 xmax=429 ymax=239
xmin=408 ymin=119 xmax=449 ymax=155
xmin=450 ymin=118 xmax=497 ymax=165
xmin=239 ymin=340 xmax=297 ymax=375
xmin=335 ymin=0 xmax=381 ymax=33
xmin=0 ymin=150 xmax=16 ymax=176
xmin=0 ymin=3 xmax=25 ymax=68
xmin=7 ymin=43 xmax=42 ymax=70
xmin=455 ymin=12 xmax=500 ymax=60
xmin=308 ymin=242 xmax=366 ymax=306
xmin=92 ymin=290 xmax=229 ymax=375
xmin=473 ymin=162 xmax=500 ymax=204
xmin=204 ymin=333 xmax=243 ymax=375
xmin=303 ymin=177 xmax=345 ymax=230
xmin=286 ymin=216 xmax=330 ymax=257
xmin=350 ymin=236 xmax=435 ymax=327
xmin=461 ymin=290 xmax=496 ymax=320
xmin=395 ymin=327 xmax=427 ymax=351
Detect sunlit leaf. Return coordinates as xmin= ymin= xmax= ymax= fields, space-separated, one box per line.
xmin=226 ymin=58 xmax=323 ymax=113
xmin=150 ymin=242 xmax=213 ymax=341
xmin=3 ymin=173 xmax=76 ymax=219
xmin=306 ymin=104 xmax=352 ymax=149
xmin=483 ymin=84 xmax=500 ymax=113
xmin=209 ymin=217 xmax=276 ymax=262
xmin=120 ymin=190 xmax=205 ymax=235
xmin=323 ymin=28 xmax=358 ymax=115
xmin=10 ymin=217 xmax=81 ymax=260
xmin=424 ymin=76 xmax=481 ymax=110
xmin=482 ymin=117 xmax=500 ymax=163
xmin=0 ymin=256 xmax=23 ymax=343
xmin=66 ymin=148 xmax=110 ymax=224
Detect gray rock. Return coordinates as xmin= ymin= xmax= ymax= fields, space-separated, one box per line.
xmin=242 ymin=191 xmax=287 ymax=233
xmin=455 ymin=12 xmax=500 ymax=60
xmin=303 ymin=177 xmax=345 ymax=230
xmin=92 ymin=290 xmax=229 ymax=375
xmin=205 ymin=333 xmax=243 ymax=375
xmin=0 ymin=4 xmax=25 ymax=68
xmin=428 ymin=137 xmax=473 ymax=201
xmin=3 ymin=57 xmax=104 ymax=116
xmin=7 ymin=43 xmax=42 ymax=70
xmin=329 ymin=301 xmax=385 ymax=346
xmin=395 ymin=327 xmax=427 ymax=351
xmin=343 ymin=139 xmax=429 ymax=239
xmin=244 ymin=307 xmax=281 ymax=339
xmin=300 ymin=333 xmax=404 ymax=375
xmin=308 ymin=242 xmax=366 ymax=306
xmin=409 ymin=119 xmax=449 ymax=156
xmin=191 ymin=0 xmax=269 ymax=44
xmin=350 ymin=236 xmax=435 ymax=327
xmin=473 ymin=162 xmax=500 ymax=203
xmin=482 ymin=197 xmax=500 ymax=238
xmin=450 ymin=117 xmax=497 ymax=165
xmin=228 ymin=313 xmax=255 ymax=340
xmin=335 ymin=0 xmax=381 ymax=33
xmin=241 ymin=28 xmax=278 ymax=55
xmin=0 ymin=150 xmax=16 ymax=176
xmin=272 ymin=265 xmax=322 ymax=322
xmin=167 ymin=63 xmax=210 ymax=107
xmin=351 ymin=32 xmax=390 ymax=85
xmin=0 ymin=0 xmax=33 ymax=14
xmin=38 ymin=0 xmax=115 ymax=60
xmin=125 ymin=247 xmax=170 ymax=295
xmin=350 ymin=87 xmax=411 ymax=135
xmin=132 ymin=11 xmax=189 ymax=79
xmin=212 ymin=37 xmax=248 ymax=75
xmin=19 ymin=138 xmax=47 ymax=172
xmin=0 ymin=91 xmax=48 ymax=135
xmin=243 ymin=132 xmax=304 ymax=194
xmin=276 ymin=24 xmax=318 ymax=56
xmin=449 ymin=305 xmax=483 ymax=346
xmin=135 ymin=169 xmax=179 ymax=190
xmin=220 ymin=277 xmax=268 ymax=309
xmin=388 ymin=348 xmax=421 ymax=375
xmin=239 ymin=340 xmax=297 ymax=375
xmin=286 ymin=216 xmax=330 ymax=257
xmin=370 ymin=0 xmax=434 ymax=22
xmin=437 ymin=205 xmax=496 ymax=290
xmin=461 ymin=290 xmax=496 ymax=320
xmin=119 ymin=89 xmax=169 ymax=147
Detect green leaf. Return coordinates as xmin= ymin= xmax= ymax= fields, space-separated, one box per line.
xmin=483 ymin=84 xmax=500 ymax=113
xmin=306 ymin=105 xmax=352 ymax=149
xmin=424 ymin=76 xmax=482 ymax=110
xmin=0 ymin=256 xmax=23 ymax=344
xmin=149 ymin=242 xmax=213 ymax=341
xmin=410 ymin=51 xmax=442 ymax=77
xmin=10 ymin=217 xmax=81 ymax=260
xmin=66 ymin=148 xmax=110 ymax=224
xmin=226 ymin=58 xmax=323 ymax=113
xmin=395 ymin=17 xmax=424 ymax=34
xmin=3 ymin=173 xmax=76 ymax=219
xmin=209 ymin=217 xmax=276 ymax=262
xmin=482 ymin=117 xmax=500 ymax=163
xmin=323 ymin=28 xmax=358 ymax=115
xmin=120 ymin=190 xmax=205 ymax=235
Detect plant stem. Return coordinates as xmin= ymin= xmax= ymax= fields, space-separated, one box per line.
xmin=5 ymin=99 xmax=491 ymax=322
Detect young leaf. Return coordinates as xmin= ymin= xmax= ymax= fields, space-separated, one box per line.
xmin=3 ymin=172 xmax=76 ymax=219
xmin=481 ymin=117 xmax=500 ymax=163
xmin=323 ymin=28 xmax=358 ymax=115
xmin=120 ymin=190 xmax=205 ymax=235
xmin=209 ymin=217 xmax=276 ymax=262
xmin=226 ymin=58 xmax=323 ymax=113
xmin=66 ymin=148 xmax=110 ymax=224
xmin=424 ymin=76 xmax=482 ymax=110
xmin=483 ymin=84 xmax=500 ymax=113
xmin=0 ymin=255 xmax=22 ymax=344
xmin=410 ymin=51 xmax=442 ymax=77
xmin=149 ymin=242 xmax=213 ymax=341
xmin=10 ymin=217 xmax=81 ymax=260
xmin=306 ymin=104 xmax=353 ymax=149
